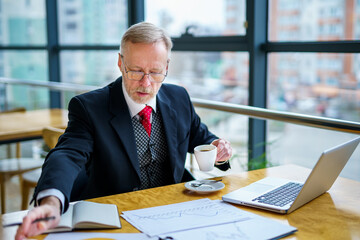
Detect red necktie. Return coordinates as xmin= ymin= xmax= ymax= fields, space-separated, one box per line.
xmin=138 ymin=106 xmax=152 ymax=137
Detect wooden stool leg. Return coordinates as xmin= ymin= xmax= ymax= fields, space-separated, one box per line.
xmin=16 ymin=142 xmax=21 ymax=158
xmin=1 ymin=177 xmax=6 ymax=213
xmin=21 ymin=181 xmax=30 ymax=210
xmin=6 ymin=144 xmax=12 ymax=158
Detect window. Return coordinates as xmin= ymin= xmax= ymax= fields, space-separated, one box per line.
xmin=145 ymin=0 xmax=246 ymax=37
xmin=168 ymin=52 xmax=248 ymax=104
xmin=60 ymin=50 xmax=119 ymax=107
xmin=0 ymin=51 xmax=49 ymax=110
xmin=60 ymin=50 xmax=119 ymax=86
xmin=0 ymin=0 xmax=46 ymax=45
xmin=58 ymin=0 xmax=128 ymax=45
xmin=269 ymin=0 xmax=359 ymax=41
xmin=65 ymin=8 xmax=77 ymax=15
xmin=268 ymin=53 xmax=359 ymax=121
xmin=268 ymin=0 xmax=360 ymax=181
xmin=66 ymin=22 xmax=77 ymax=30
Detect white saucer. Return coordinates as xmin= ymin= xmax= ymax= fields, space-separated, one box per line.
xmin=185 ymin=180 xmax=225 ymax=193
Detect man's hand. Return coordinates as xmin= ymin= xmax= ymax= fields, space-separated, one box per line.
xmin=211 ymin=138 xmax=232 ymax=165
xmin=15 ymin=196 xmax=61 ymax=240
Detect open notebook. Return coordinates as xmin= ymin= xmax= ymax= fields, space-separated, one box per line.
xmin=223 ymin=137 xmax=360 ymax=214
xmin=46 ymin=201 xmax=121 ymax=233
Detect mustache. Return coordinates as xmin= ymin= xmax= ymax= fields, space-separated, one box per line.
xmin=135 ymin=87 xmax=152 ymax=93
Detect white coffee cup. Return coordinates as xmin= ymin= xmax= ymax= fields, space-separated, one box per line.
xmin=194 ymin=144 xmax=217 ymax=172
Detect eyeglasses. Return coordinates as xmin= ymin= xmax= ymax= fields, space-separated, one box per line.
xmin=121 ymin=55 xmax=168 ymax=83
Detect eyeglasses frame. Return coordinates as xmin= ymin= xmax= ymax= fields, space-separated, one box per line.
xmin=120 ymin=55 xmax=169 ymax=83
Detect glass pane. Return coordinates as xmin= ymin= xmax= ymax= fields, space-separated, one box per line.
xmin=145 ymin=0 xmax=246 ymax=37
xmin=268 ymin=53 xmax=360 ymax=122
xmin=58 ymin=0 xmax=128 ymax=45
xmin=0 ymin=0 xmax=46 ymax=45
xmin=60 ymin=50 xmax=120 ymax=106
xmin=168 ymin=52 xmax=249 ymax=104
xmin=0 ymin=51 xmax=49 ymax=110
xmin=269 ymin=0 xmax=360 ymax=41
xmin=268 ymin=122 xmax=360 ymax=181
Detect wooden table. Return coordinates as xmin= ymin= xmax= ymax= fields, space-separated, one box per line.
xmin=0 ymin=108 xmax=68 ymax=144
xmin=3 ymin=164 xmax=360 ymax=239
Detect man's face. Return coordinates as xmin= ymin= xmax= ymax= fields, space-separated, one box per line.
xmin=118 ymin=41 xmax=169 ymax=104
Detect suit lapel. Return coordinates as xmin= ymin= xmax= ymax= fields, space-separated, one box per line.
xmin=109 ymin=78 xmax=141 ymax=179
xmin=157 ymin=88 xmax=179 ymax=180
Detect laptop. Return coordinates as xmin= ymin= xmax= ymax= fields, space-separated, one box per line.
xmin=222 ymin=137 xmax=360 ymax=214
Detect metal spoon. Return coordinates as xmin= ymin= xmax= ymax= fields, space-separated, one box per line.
xmin=190 ymin=179 xmax=222 ymax=187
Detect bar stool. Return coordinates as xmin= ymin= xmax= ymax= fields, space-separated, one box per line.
xmin=0 ymin=107 xmax=44 ymax=213
xmin=0 ymin=158 xmax=43 ymax=213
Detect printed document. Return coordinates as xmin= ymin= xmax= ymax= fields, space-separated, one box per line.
xmin=122 ymin=198 xmax=296 ymax=238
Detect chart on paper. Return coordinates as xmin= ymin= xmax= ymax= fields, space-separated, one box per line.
xmin=121 ymin=198 xmax=252 ymax=236
xmin=159 ymin=217 xmax=297 ymax=240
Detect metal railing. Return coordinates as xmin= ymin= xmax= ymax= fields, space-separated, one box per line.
xmin=193 ymin=99 xmax=360 ymax=134
xmin=1 ymin=77 xmax=360 ymax=134
xmin=0 ymin=77 xmax=98 ymax=93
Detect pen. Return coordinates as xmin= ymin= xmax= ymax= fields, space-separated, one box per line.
xmin=2 ymin=216 xmax=56 ymax=228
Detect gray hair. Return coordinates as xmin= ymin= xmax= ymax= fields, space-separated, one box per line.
xmin=120 ymin=22 xmax=173 ymax=57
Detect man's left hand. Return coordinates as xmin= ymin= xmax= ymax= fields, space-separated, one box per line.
xmin=211 ymin=138 xmax=232 ymax=165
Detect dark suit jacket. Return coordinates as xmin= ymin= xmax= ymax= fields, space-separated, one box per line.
xmin=34 ymin=77 xmax=229 ymax=210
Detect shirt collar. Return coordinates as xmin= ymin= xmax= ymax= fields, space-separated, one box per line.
xmin=122 ymin=80 xmax=157 ymax=118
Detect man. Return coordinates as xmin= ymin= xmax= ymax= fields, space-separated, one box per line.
xmin=15 ymin=22 xmax=232 ymax=239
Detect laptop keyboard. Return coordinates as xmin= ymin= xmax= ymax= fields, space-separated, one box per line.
xmin=252 ymin=182 xmax=303 ymax=207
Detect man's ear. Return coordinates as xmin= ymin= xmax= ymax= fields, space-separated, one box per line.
xmin=117 ymin=53 xmax=122 ymax=69
xmin=166 ymin=59 xmax=170 ymax=71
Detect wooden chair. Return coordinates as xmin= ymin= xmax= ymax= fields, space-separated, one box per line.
xmin=21 ymin=127 xmax=64 ymax=210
